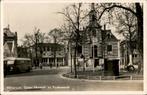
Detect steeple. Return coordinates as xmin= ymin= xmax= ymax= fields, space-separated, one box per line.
xmin=89 ymin=3 xmax=101 ymax=28
xmin=91 ymin=3 xmax=95 ymax=11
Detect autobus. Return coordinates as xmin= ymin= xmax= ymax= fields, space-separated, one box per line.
xmin=4 ymin=57 xmax=32 ymax=75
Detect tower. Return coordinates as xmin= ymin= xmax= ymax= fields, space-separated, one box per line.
xmin=88 ymin=3 xmax=103 ymax=59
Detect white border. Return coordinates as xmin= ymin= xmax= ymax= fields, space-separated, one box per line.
xmin=0 ymin=0 xmax=146 ymax=3
xmin=1 ymin=0 xmax=4 ymax=93
xmin=1 ymin=0 xmax=146 ymax=95
xmin=144 ymin=0 xmax=147 ymax=94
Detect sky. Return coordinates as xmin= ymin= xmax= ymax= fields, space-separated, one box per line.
xmin=3 ymin=2 xmax=70 ymax=45
xmin=2 ymin=2 xmax=123 ymax=45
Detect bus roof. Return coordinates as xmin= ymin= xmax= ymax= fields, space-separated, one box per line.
xmin=4 ymin=57 xmax=31 ymax=61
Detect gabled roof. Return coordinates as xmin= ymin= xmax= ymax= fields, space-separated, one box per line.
xmin=102 ymin=30 xmax=118 ymax=42
xmin=4 ymin=28 xmax=16 ymax=37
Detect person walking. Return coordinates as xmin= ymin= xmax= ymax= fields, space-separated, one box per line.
xmin=39 ymin=62 xmax=43 ymax=69
xmin=81 ymin=54 xmax=85 ymax=71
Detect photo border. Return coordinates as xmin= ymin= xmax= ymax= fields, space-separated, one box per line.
xmin=1 ymin=0 xmax=146 ymax=94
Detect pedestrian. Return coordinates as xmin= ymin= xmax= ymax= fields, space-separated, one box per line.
xmin=137 ymin=61 xmax=141 ymax=74
xmin=81 ymin=54 xmax=85 ymax=71
xmin=35 ymin=60 xmax=37 ymax=69
xmin=39 ymin=62 xmax=43 ymax=69
xmin=50 ymin=63 xmax=52 ymax=68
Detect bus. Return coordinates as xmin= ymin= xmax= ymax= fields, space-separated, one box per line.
xmin=4 ymin=57 xmax=32 ymax=75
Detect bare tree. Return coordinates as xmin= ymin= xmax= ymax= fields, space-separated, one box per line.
xmin=48 ymin=28 xmax=64 ymax=68
xmin=21 ymin=27 xmax=46 ymax=67
xmin=115 ymin=10 xmax=137 ymax=66
xmin=60 ymin=23 xmax=74 ymax=72
xmin=96 ymin=3 xmax=143 ymax=59
xmin=59 ymin=3 xmax=88 ymax=78
xmin=94 ymin=3 xmax=143 ymax=72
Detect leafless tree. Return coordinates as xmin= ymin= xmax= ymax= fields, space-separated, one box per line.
xmin=60 ymin=23 xmax=74 ymax=72
xmin=115 ymin=9 xmax=137 ymax=66
xmin=59 ymin=3 xmax=89 ymax=78
xmin=48 ymin=28 xmax=64 ymax=68
xmin=22 ymin=27 xmax=46 ymax=67
xmin=96 ymin=3 xmax=143 ymax=59
xmin=94 ymin=3 xmax=143 ymax=72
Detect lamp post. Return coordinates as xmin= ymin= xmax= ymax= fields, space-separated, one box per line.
xmin=35 ymin=33 xmax=38 ymax=67
xmin=92 ymin=37 xmax=95 ymax=72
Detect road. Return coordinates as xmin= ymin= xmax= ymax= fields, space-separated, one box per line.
xmin=4 ymin=66 xmax=143 ymax=91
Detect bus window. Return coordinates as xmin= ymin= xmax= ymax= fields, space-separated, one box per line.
xmin=7 ymin=61 xmax=14 ymax=65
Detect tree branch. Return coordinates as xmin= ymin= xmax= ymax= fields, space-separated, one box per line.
xmin=97 ymin=4 xmax=137 ymax=21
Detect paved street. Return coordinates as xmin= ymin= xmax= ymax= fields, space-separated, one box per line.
xmin=4 ymin=66 xmax=143 ymax=91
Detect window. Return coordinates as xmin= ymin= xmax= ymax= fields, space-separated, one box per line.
xmin=7 ymin=60 xmax=14 ymax=65
xmin=133 ymin=54 xmax=137 ymax=58
xmin=107 ymin=45 xmax=112 ymax=52
xmin=7 ymin=41 xmax=13 ymax=51
xmin=77 ymin=45 xmax=82 ymax=54
xmin=47 ymin=47 xmax=50 ymax=51
xmin=92 ymin=14 xmax=95 ymax=21
xmin=91 ymin=45 xmax=97 ymax=57
xmin=44 ymin=47 xmax=46 ymax=51
xmin=43 ymin=52 xmax=46 ymax=56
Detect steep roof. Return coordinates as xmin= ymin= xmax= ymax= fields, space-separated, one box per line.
xmin=4 ymin=28 xmax=16 ymax=37
xmin=102 ymin=30 xmax=118 ymax=42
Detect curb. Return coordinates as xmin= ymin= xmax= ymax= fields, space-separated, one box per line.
xmin=59 ymin=73 xmax=143 ymax=83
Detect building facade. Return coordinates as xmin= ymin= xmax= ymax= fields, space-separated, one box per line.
xmin=68 ymin=3 xmax=120 ymax=76
xmin=4 ymin=26 xmax=18 ymax=58
xmin=31 ymin=43 xmax=66 ymax=67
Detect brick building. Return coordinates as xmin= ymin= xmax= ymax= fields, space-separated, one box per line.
xmin=68 ymin=3 xmax=120 ymax=76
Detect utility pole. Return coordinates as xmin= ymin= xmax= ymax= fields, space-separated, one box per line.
xmin=35 ymin=33 xmax=38 ymax=68
xmin=35 ymin=28 xmax=40 ymax=67
xmin=92 ymin=38 xmax=95 ymax=72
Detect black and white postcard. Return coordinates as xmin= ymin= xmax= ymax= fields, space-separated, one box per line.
xmin=1 ymin=0 xmax=146 ymax=95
